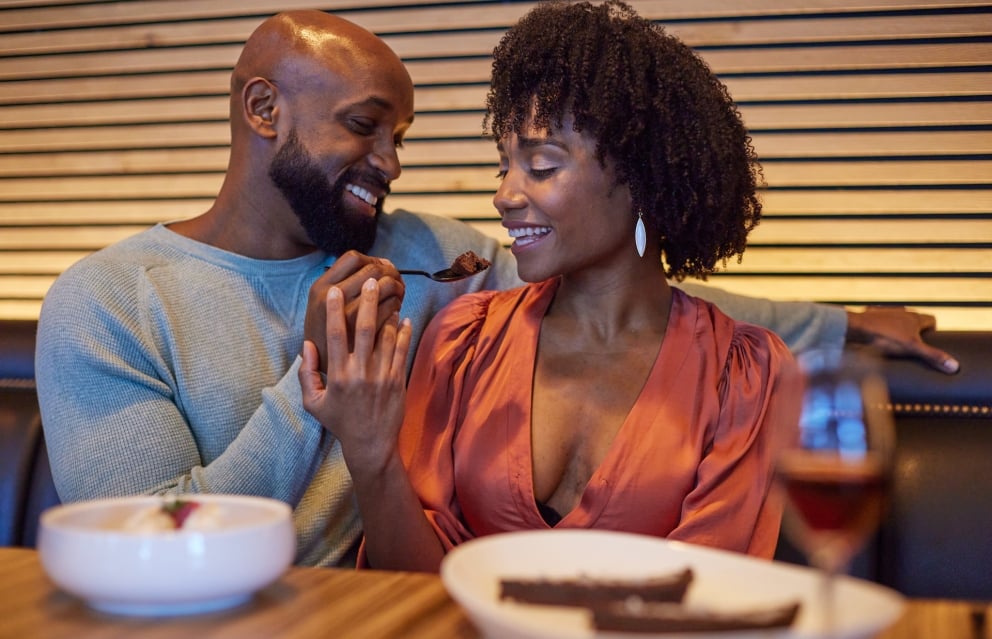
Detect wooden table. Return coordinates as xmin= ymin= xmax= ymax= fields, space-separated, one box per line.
xmin=0 ymin=547 xmax=474 ymax=638
xmin=0 ymin=546 xmax=987 ymax=639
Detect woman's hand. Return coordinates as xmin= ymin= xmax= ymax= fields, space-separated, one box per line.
xmin=300 ymin=277 xmax=412 ymax=474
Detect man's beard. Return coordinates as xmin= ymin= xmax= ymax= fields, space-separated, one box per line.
xmin=269 ymin=130 xmax=383 ymax=255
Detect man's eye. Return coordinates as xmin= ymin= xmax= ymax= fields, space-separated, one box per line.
xmin=349 ymin=119 xmax=374 ymax=135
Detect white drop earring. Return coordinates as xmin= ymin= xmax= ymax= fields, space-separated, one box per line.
xmin=634 ymin=210 xmax=646 ymax=257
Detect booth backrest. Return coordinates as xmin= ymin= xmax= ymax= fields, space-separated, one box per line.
xmin=872 ymin=332 xmax=992 ymax=600
xmin=0 ymin=319 xmax=59 ymax=547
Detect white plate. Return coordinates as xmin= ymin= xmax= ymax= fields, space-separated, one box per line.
xmin=440 ymin=529 xmax=905 ymax=639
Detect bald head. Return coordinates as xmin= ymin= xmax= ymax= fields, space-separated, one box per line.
xmin=234 ymin=10 xmax=410 ymax=101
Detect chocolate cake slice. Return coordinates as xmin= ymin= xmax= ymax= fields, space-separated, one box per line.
xmin=592 ymin=600 xmax=801 ymax=633
xmin=499 ymin=568 xmax=693 ymax=607
xmin=448 ymin=250 xmax=491 ymax=276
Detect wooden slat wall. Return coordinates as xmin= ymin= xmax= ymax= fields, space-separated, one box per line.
xmin=1 ymin=0 xmax=990 ymax=329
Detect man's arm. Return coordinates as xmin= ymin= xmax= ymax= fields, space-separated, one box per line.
xmin=676 ymin=281 xmax=959 ymax=374
xmin=35 ymin=263 xmax=327 ymax=505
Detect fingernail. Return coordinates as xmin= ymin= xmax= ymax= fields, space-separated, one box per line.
xmin=943 ymin=357 xmax=960 ymax=374
xmin=363 ymin=277 xmax=377 ymax=291
xmin=327 ymin=287 xmax=342 ymax=300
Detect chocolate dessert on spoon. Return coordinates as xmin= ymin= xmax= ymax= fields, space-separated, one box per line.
xmin=399 ymin=250 xmax=492 ymax=282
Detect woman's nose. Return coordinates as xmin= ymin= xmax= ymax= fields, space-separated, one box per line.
xmin=493 ymin=169 xmax=525 ymax=216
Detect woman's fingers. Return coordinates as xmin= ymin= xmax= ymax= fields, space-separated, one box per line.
xmin=325 ymin=276 xmax=410 ymax=389
xmin=324 ymin=286 xmax=350 ymax=376
xmin=299 ymin=339 xmax=323 ymax=394
xmin=352 ymin=278 xmax=380 ymax=370
xmin=391 ymin=318 xmax=413 ymax=380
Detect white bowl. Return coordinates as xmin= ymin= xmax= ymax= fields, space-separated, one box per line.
xmin=38 ymin=494 xmax=295 ymax=616
xmin=441 ymin=530 xmax=905 ymax=639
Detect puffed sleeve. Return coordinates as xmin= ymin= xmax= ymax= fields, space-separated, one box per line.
xmin=667 ymin=325 xmax=801 ymax=558
xmin=398 ymin=291 xmax=497 ymax=550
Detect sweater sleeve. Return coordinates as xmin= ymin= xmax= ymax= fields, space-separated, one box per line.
xmin=35 ymin=259 xmax=327 ymax=507
xmin=675 ymin=280 xmax=847 ymax=355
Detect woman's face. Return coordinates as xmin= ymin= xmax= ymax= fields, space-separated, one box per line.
xmin=494 ymin=114 xmax=633 ymax=283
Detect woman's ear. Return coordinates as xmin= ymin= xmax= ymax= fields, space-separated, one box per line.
xmin=243 ymin=77 xmax=279 ymax=139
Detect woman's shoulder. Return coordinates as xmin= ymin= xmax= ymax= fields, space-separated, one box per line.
xmin=676 ymin=290 xmax=794 ymax=380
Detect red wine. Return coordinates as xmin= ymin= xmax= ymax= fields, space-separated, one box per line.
xmin=776 ymin=453 xmax=887 ymax=561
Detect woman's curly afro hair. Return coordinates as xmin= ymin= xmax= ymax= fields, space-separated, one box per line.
xmin=485 ymin=0 xmax=763 ymax=280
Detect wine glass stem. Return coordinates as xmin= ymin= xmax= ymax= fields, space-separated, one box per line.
xmin=821 ymin=567 xmax=837 ymax=636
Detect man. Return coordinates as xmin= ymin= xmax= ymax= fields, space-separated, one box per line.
xmin=35 ymin=10 xmax=955 ymax=568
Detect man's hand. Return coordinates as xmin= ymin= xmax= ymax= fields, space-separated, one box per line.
xmin=304 ymin=251 xmax=405 ymax=372
xmin=845 ymin=306 xmax=960 ymax=374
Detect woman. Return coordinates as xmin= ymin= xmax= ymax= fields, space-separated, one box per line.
xmin=300 ymin=0 xmax=801 ymax=572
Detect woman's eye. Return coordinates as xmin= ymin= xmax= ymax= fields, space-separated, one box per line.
xmin=495 ymin=168 xmax=508 ymax=180
xmin=530 ymin=167 xmax=556 ymax=178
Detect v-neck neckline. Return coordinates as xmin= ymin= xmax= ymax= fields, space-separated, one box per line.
xmin=514 ymin=280 xmax=693 ymax=528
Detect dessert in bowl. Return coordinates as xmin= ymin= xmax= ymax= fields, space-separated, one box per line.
xmin=37 ymin=494 xmax=295 ymax=616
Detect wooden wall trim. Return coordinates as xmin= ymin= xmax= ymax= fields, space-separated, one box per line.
xmin=1 ymin=0 xmax=990 ymax=327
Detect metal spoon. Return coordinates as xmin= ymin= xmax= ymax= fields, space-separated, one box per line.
xmin=399 ymin=265 xmax=488 ymax=282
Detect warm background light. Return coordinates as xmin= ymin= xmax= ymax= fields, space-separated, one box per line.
xmin=1 ymin=0 xmax=990 ymax=328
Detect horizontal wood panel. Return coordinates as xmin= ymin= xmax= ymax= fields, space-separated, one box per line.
xmin=0 ymin=225 xmax=154 ymax=249
xmin=0 ymin=251 xmax=93 ymax=273
xmin=0 ymin=123 xmax=232 ymax=152
xmin=4 ymin=130 xmax=991 ymax=178
xmin=0 ymin=299 xmax=44 ymax=320
xmin=4 ymin=217 xmax=988 ymax=251
xmin=3 ymin=189 xmax=989 ymax=224
xmin=4 ymin=0 xmax=990 ymax=33
xmin=2 ymin=0 xmax=989 ymax=327
xmin=3 ymin=37 xmax=991 ymax=82
xmin=695 ymin=275 xmax=992 ymax=302
xmin=4 ymin=246 xmax=987 ymax=275
xmin=756 ymin=189 xmax=992 ymax=214
xmin=728 ymin=247 xmax=992 ymax=272
xmin=389 ymin=190 xmax=992 ymax=218
xmin=3 ymin=98 xmax=989 ymax=132
xmin=4 ymin=272 xmax=987 ymax=303
xmin=6 ymin=69 xmax=991 ymax=107
xmin=744 ymin=218 xmax=992 ymax=244
xmin=0 ymin=0 xmax=468 ymax=32
xmin=4 ymin=160 xmax=988 ymax=200
xmin=4 ymin=9 xmax=990 ymax=57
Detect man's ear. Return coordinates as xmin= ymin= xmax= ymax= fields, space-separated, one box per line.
xmin=243 ymin=77 xmax=279 ymax=139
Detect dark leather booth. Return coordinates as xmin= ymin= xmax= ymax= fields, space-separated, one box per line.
xmin=0 ymin=319 xmax=59 ymax=548
xmin=2 ymin=319 xmax=990 ymax=599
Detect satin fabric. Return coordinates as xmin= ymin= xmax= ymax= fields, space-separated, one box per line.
xmin=400 ymin=279 xmax=801 ymax=558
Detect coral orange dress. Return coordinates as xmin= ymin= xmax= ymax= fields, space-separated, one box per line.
xmin=399 ymin=279 xmax=800 ymax=558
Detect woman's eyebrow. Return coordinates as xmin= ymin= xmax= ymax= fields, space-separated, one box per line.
xmin=517 ymin=135 xmax=567 ymax=150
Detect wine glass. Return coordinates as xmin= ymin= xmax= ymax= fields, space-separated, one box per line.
xmin=775 ymin=348 xmax=896 ymax=635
